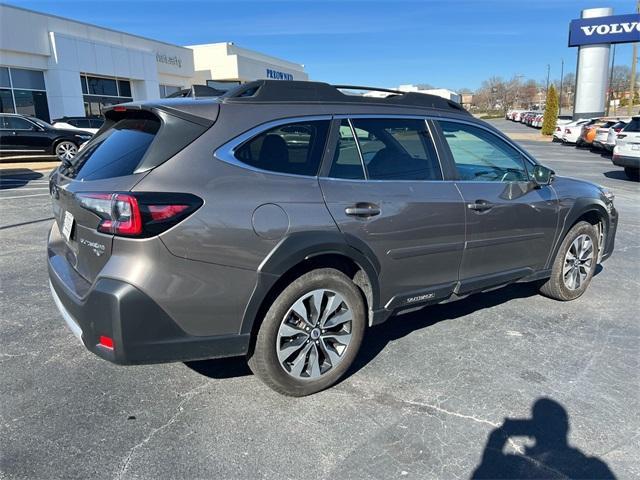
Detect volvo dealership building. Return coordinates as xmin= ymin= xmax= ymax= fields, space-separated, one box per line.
xmin=0 ymin=4 xmax=308 ymax=122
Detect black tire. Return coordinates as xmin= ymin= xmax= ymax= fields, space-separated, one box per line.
xmin=624 ymin=167 xmax=639 ymax=181
xmin=539 ymin=221 xmax=599 ymax=301
xmin=248 ymin=268 xmax=366 ymax=396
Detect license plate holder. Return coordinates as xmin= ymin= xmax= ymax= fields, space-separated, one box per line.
xmin=62 ymin=211 xmax=75 ymax=241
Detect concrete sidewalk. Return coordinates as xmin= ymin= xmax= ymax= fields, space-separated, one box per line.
xmin=0 ymin=161 xmax=59 ymax=173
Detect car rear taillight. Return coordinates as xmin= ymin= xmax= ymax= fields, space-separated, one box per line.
xmin=99 ymin=335 xmax=114 ymax=350
xmin=77 ymin=192 xmax=202 ymax=238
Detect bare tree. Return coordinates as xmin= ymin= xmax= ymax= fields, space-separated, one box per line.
xmin=609 ymin=65 xmax=631 ymax=103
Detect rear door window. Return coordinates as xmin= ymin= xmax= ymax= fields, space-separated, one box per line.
xmin=328 ymin=120 xmax=365 ymax=180
xmin=234 ymin=120 xmax=330 ymax=176
xmin=349 ymin=118 xmax=442 ymax=180
xmin=64 ymin=116 xmax=160 ymax=181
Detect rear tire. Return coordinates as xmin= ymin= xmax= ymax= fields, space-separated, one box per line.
xmin=624 ymin=167 xmax=639 ymax=181
xmin=539 ymin=221 xmax=599 ymax=301
xmin=248 ymin=268 xmax=366 ymax=396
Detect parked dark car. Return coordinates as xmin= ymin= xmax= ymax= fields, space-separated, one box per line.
xmin=47 ymin=80 xmax=618 ymax=396
xmin=0 ymin=113 xmax=93 ymax=161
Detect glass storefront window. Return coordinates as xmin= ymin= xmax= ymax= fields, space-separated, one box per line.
xmin=159 ymin=84 xmax=182 ymax=98
xmin=83 ymin=94 xmax=133 ymax=117
xmin=10 ymin=68 xmax=46 ymax=90
xmin=14 ymin=89 xmax=50 ymax=120
xmin=0 ymin=67 xmax=50 ymax=121
xmin=0 ymin=89 xmax=15 ymax=113
xmin=87 ymin=76 xmax=118 ymax=96
xmin=0 ymin=67 xmax=10 ymax=88
xmin=118 ymin=80 xmax=132 ymax=97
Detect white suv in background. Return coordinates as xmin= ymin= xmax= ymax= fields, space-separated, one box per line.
xmin=612 ymin=116 xmax=640 ymax=180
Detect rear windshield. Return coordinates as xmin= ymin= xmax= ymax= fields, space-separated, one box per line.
xmin=624 ymin=118 xmax=640 ymax=132
xmin=63 ymin=117 xmax=160 ymax=181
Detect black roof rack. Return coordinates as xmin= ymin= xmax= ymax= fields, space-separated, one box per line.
xmin=221 ymin=80 xmax=467 ymax=113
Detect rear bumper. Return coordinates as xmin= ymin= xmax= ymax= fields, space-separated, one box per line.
xmin=48 ymin=254 xmax=250 ymax=365
xmin=612 ymin=154 xmax=640 ymax=169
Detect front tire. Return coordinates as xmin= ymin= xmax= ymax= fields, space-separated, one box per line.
xmin=248 ymin=268 xmax=366 ymax=396
xmin=539 ymin=221 xmax=599 ymax=301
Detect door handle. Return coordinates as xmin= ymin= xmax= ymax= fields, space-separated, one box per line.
xmin=345 ymin=203 xmax=381 ymax=217
xmin=467 ymin=200 xmax=494 ymax=212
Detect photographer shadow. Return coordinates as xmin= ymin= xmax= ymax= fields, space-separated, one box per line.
xmin=472 ymin=398 xmax=615 ymax=479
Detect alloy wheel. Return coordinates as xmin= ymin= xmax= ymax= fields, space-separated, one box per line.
xmin=563 ymin=234 xmax=594 ymax=290
xmin=276 ymin=289 xmax=353 ymax=380
xmin=56 ymin=141 xmax=77 ymax=161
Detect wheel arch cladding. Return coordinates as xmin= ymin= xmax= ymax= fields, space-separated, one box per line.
xmin=239 ymin=231 xmax=381 ymax=340
xmin=549 ymin=199 xmax=610 ymax=269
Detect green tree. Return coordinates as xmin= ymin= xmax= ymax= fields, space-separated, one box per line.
xmin=541 ymin=84 xmax=558 ymax=136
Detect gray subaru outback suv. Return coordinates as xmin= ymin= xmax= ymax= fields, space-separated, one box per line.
xmin=48 ymin=80 xmax=618 ymax=396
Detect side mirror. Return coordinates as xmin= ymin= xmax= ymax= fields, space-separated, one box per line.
xmin=532 ymin=165 xmax=554 ymax=186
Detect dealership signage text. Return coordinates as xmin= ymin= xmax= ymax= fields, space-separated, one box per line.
xmin=266 ymin=68 xmax=293 ymax=80
xmin=156 ymin=53 xmax=182 ymax=68
xmin=569 ymin=13 xmax=640 ymax=47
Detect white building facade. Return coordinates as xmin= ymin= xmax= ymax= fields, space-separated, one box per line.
xmin=363 ymin=84 xmax=462 ymax=104
xmin=0 ymin=4 xmax=307 ymax=122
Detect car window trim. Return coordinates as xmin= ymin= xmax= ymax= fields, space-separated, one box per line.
xmin=347 ymin=118 xmax=368 ymax=180
xmin=0 ymin=116 xmax=38 ymax=131
xmin=322 ymin=115 xmax=446 ymax=183
xmin=213 ymin=115 xmax=333 ymax=179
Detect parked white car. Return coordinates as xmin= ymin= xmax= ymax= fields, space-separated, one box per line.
xmin=561 ymin=119 xmax=590 ymax=143
xmin=602 ymin=120 xmax=629 ymax=152
xmin=612 ymin=117 xmax=640 ymax=180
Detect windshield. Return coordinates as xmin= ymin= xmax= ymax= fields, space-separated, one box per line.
xmin=29 ymin=117 xmax=53 ymax=129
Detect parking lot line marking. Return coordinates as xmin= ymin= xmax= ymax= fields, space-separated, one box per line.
xmin=0 ymin=193 xmax=50 ymax=200
xmin=0 ymin=217 xmax=54 ymax=231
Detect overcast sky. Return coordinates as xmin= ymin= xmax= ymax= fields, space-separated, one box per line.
xmin=8 ymin=0 xmax=638 ymax=90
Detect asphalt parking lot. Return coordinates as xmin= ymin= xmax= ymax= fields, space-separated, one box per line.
xmin=1 ymin=120 xmax=639 ymax=480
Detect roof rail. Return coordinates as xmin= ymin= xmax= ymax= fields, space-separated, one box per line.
xmin=333 ymin=85 xmax=405 ymax=95
xmin=221 ymin=80 xmax=467 ymax=113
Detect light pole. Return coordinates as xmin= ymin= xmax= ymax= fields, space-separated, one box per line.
xmin=559 ymin=59 xmax=564 ymax=114
xmin=546 ymin=64 xmax=550 ymax=94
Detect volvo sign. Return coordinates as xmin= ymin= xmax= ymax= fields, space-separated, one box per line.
xmin=570 ymin=8 xmax=640 ymax=120
xmin=569 ymin=13 xmax=640 ymax=47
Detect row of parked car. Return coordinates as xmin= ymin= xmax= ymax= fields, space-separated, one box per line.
xmin=506 ymin=109 xmax=640 ymax=181
xmin=505 ymin=110 xmax=550 ymax=128
xmin=0 ymin=113 xmax=102 ymax=162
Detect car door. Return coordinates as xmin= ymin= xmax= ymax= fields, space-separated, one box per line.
xmin=3 ymin=116 xmax=49 ymax=152
xmin=319 ymin=117 xmax=466 ymax=310
xmin=0 ymin=115 xmax=15 ymax=151
xmin=435 ymin=120 xmax=559 ymax=293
